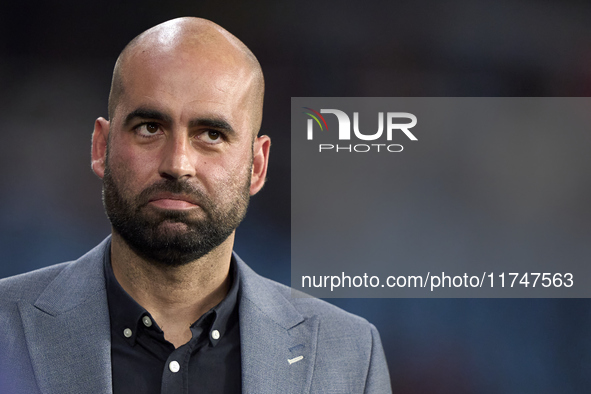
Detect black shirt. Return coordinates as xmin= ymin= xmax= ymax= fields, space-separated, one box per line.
xmin=104 ymin=249 xmax=241 ymax=394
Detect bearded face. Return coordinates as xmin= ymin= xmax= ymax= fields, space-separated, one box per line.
xmin=96 ymin=28 xmax=267 ymax=265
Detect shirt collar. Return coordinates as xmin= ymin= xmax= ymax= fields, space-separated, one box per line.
xmin=104 ymin=242 xmax=240 ymax=348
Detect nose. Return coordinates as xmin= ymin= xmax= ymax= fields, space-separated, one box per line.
xmin=158 ymin=134 xmax=196 ymax=180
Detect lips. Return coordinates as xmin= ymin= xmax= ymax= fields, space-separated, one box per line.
xmin=147 ymin=192 xmax=200 ymax=209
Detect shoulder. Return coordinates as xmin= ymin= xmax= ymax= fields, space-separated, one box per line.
xmin=260 ymin=275 xmax=383 ymax=357
xmin=0 ymin=262 xmax=74 ymax=348
xmin=0 ymin=237 xmax=110 ymax=313
xmin=267 ymin=276 xmax=375 ymax=330
xmin=235 ymin=253 xmax=379 ymax=343
xmin=0 ymin=262 xmax=71 ymax=305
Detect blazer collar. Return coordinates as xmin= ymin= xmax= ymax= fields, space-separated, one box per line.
xmin=19 ymin=237 xmax=113 ymax=394
xmin=235 ymin=253 xmax=319 ymax=394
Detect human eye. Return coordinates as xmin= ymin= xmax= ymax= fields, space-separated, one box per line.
xmin=197 ymin=130 xmax=224 ymax=145
xmin=134 ymin=122 xmax=163 ymax=138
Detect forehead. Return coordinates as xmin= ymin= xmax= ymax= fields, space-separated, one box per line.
xmin=116 ymin=43 xmax=256 ymax=131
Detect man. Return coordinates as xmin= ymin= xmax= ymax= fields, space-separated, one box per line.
xmin=0 ymin=17 xmax=391 ymax=393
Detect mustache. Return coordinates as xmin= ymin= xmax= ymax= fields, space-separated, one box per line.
xmin=136 ymin=179 xmax=211 ymax=211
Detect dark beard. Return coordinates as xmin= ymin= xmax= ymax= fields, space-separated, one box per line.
xmin=102 ymin=164 xmax=250 ymax=267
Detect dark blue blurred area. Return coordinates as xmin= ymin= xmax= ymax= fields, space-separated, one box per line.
xmin=2 ymin=0 xmax=591 ymax=392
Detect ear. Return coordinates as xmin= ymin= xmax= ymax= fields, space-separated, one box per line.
xmin=91 ymin=117 xmax=110 ymax=179
xmin=250 ymin=135 xmax=271 ymax=195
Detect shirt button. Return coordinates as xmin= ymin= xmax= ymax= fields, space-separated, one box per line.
xmin=142 ymin=316 xmax=152 ymax=327
xmin=169 ymin=361 xmax=180 ymax=373
xmin=211 ymin=329 xmax=220 ymax=340
xmin=123 ymin=328 xmax=132 ymax=338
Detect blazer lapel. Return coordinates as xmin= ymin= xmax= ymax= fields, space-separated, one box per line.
xmin=236 ymin=255 xmax=319 ymax=394
xmin=19 ymin=239 xmax=113 ymax=394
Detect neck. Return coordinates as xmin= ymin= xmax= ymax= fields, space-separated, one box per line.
xmin=109 ymin=231 xmax=234 ymax=348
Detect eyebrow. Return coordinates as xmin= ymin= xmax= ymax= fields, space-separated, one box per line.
xmin=123 ymin=107 xmax=236 ymax=136
xmin=123 ymin=108 xmax=173 ymax=127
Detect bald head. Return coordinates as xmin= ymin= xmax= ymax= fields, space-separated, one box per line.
xmin=108 ymin=17 xmax=264 ymax=135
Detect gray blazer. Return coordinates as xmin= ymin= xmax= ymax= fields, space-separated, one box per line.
xmin=0 ymin=237 xmax=391 ymax=393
